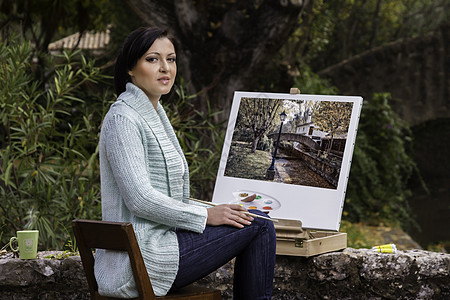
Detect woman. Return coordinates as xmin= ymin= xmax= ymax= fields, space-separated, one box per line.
xmin=94 ymin=26 xmax=276 ymax=299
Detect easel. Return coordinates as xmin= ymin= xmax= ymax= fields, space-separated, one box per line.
xmin=273 ymin=88 xmax=348 ymax=257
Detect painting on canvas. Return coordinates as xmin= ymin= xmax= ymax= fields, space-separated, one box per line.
xmin=212 ymin=91 xmax=363 ymax=231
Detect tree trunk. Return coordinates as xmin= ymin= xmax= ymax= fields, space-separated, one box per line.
xmin=125 ymin=0 xmax=312 ymax=122
xmin=251 ymin=136 xmax=260 ymax=153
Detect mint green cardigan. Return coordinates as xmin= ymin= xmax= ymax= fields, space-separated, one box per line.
xmin=94 ymin=83 xmax=208 ymax=297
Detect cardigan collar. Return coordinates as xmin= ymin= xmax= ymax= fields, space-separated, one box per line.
xmin=119 ymin=82 xmax=161 ymax=118
xmin=118 ymin=83 xmax=188 ymax=200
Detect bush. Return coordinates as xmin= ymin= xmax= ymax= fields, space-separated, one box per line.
xmin=344 ymin=93 xmax=418 ymax=229
xmin=0 ymin=39 xmax=224 ymax=250
xmin=257 ymin=135 xmax=273 ymax=151
xmin=0 ymin=38 xmax=112 ymax=250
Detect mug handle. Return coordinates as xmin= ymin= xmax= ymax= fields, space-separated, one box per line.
xmin=9 ymin=237 xmax=19 ymax=252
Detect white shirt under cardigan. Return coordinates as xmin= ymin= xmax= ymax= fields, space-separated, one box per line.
xmin=94 ymin=83 xmax=208 ymax=297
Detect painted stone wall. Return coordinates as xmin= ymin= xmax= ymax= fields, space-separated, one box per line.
xmin=281 ymin=143 xmax=339 ymax=187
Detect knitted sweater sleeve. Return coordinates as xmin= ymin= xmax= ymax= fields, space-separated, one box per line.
xmin=102 ymin=113 xmax=207 ymax=233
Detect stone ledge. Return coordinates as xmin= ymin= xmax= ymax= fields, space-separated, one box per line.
xmin=0 ymin=248 xmax=449 ymax=299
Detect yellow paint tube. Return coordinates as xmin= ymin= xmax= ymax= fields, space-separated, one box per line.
xmin=371 ymin=244 xmax=397 ymax=253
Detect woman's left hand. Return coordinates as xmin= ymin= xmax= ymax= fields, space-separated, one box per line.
xmin=206 ymin=204 xmax=254 ymax=228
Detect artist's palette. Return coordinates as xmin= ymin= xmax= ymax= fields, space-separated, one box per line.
xmin=230 ymin=191 xmax=281 ymax=213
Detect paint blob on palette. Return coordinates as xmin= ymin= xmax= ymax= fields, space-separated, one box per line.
xmin=230 ymin=191 xmax=281 ymax=213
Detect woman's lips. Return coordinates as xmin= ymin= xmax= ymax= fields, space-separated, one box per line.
xmin=158 ymin=76 xmax=170 ymax=84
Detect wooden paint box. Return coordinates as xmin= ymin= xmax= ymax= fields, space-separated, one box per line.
xmin=275 ymin=219 xmax=347 ymax=257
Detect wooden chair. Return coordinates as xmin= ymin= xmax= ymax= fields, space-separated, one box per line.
xmin=72 ymin=219 xmax=221 ymax=300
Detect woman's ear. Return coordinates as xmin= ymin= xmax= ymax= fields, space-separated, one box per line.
xmin=128 ymin=70 xmax=134 ymax=77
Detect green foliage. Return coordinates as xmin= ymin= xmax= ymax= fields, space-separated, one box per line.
xmin=304 ymin=0 xmax=449 ymax=70
xmin=44 ymin=250 xmax=78 ymax=260
xmin=0 ymin=0 xmax=115 ymax=50
xmin=292 ymin=67 xmax=418 ymax=229
xmin=257 ymin=135 xmax=273 ymax=152
xmin=345 ymin=93 xmax=417 ymax=228
xmin=426 ymin=241 xmax=450 ymax=253
xmin=292 ymin=64 xmax=338 ymax=95
xmin=0 ymin=0 xmax=429 ymax=249
xmin=0 ymin=35 xmax=225 ymax=250
xmin=44 ymin=238 xmax=78 ymax=259
xmin=339 ymin=220 xmax=378 ymax=249
xmin=0 ymin=37 xmax=112 ymax=250
xmin=312 ymin=101 xmax=352 ymax=153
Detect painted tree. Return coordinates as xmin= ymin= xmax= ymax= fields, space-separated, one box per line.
xmin=312 ymin=101 xmax=352 ymax=153
xmin=235 ymin=97 xmax=284 ymax=153
xmin=124 ymin=0 xmax=312 ymax=120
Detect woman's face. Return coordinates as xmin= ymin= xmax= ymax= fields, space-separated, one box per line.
xmin=128 ymin=37 xmax=176 ymax=105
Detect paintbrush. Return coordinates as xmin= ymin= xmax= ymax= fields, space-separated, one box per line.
xmin=187 ymin=197 xmax=278 ymax=223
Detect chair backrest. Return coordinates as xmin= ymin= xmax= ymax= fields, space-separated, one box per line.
xmin=72 ymin=219 xmax=155 ymax=300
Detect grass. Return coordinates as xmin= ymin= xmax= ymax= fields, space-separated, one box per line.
xmin=339 ymin=220 xmax=385 ymax=249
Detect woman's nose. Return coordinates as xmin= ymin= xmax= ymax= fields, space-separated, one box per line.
xmin=160 ymin=60 xmax=169 ymax=72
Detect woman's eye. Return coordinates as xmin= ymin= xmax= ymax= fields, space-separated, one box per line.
xmin=168 ymin=57 xmax=176 ymax=63
xmin=145 ymin=57 xmax=157 ymax=62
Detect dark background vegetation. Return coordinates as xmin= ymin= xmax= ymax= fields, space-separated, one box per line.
xmin=1 ymin=0 xmax=448 ymax=251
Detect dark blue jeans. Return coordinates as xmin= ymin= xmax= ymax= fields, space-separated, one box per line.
xmin=171 ymin=210 xmax=276 ymax=300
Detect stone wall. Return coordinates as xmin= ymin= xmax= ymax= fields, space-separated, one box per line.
xmin=0 ymin=252 xmax=88 ymax=300
xmin=1 ymin=249 xmax=449 ymax=299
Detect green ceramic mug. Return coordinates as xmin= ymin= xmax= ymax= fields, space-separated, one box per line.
xmin=9 ymin=230 xmax=39 ymax=259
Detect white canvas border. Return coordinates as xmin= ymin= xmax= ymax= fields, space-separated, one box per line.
xmin=212 ymin=91 xmax=363 ymax=231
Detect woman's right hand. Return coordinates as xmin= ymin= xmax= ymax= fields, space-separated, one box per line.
xmin=206 ymin=204 xmax=254 ymax=229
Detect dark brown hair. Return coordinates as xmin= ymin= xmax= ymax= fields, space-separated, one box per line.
xmin=114 ymin=27 xmax=176 ymax=95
